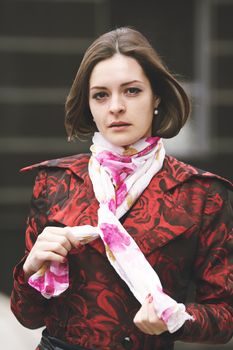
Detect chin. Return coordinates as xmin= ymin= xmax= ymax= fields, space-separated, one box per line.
xmin=104 ymin=131 xmax=143 ymax=148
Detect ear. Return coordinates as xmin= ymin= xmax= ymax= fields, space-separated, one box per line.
xmin=154 ymin=95 xmax=161 ymax=108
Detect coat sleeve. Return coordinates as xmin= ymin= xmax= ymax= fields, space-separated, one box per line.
xmin=175 ymin=180 xmax=233 ymax=344
xmin=10 ymin=169 xmax=50 ymax=329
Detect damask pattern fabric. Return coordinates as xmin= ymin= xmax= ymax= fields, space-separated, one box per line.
xmin=11 ymin=154 xmax=233 ymax=350
xmin=27 ymin=133 xmax=192 ymax=333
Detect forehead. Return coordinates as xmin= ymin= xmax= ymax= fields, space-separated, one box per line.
xmin=89 ymin=54 xmax=148 ymax=86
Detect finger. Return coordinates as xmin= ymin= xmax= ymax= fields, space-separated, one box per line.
xmin=23 ymin=250 xmax=67 ymax=279
xmin=147 ymin=299 xmax=159 ymax=324
xmin=146 ymin=301 xmax=168 ymax=335
xmin=39 ymin=227 xmax=72 ymax=251
xmin=66 ymin=228 xmax=90 ymax=248
xmin=133 ymin=317 xmax=151 ymax=335
xmin=66 ymin=225 xmax=100 ymax=247
xmin=133 ymin=297 xmax=149 ymax=322
xmin=133 ymin=298 xmax=152 ymax=334
xmin=35 ymin=250 xmax=67 ymax=264
xmin=41 ymin=226 xmax=68 ymax=235
xmin=39 ymin=233 xmax=72 ymax=252
xmin=134 ymin=297 xmax=165 ymax=335
xmin=135 ymin=316 xmax=157 ymax=335
xmin=38 ymin=241 xmax=69 ymax=257
xmin=34 ymin=234 xmax=71 ymax=255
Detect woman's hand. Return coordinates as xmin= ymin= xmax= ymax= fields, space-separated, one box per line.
xmin=23 ymin=226 xmax=77 ymax=281
xmin=133 ymin=294 xmax=168 ymax=335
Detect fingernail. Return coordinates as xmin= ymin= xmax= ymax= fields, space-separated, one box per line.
xmin=148 ymin=295 xmax=153 ymax=303
xmin=146 ymin=293 xmax=151 ymax=299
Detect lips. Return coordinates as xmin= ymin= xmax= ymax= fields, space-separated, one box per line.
xmin=109 ymin=121 xmax=131 ymax=128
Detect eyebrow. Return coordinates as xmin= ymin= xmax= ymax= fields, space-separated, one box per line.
xmin=90 ymin=80 xmax=144 ymax=90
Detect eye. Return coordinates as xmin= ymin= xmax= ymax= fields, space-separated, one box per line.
xmin=125 ymin=87 xmax=142 ymax=95
xmin=92 ymin=91 xmax=108 ymax=100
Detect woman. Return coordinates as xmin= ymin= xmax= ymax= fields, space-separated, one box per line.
xmin=11 ymin=27 xmax=233 ymax=350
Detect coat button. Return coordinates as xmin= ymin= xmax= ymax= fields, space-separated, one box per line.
xmin=121 ymin=336 xmax=133 ymax=349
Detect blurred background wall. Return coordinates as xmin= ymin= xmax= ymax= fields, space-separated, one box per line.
xmin=0 ymin=0 xmax=232 ymax=349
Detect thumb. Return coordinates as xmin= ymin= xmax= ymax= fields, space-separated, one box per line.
xmin=66 ymin=225 xmax=99 ymax=246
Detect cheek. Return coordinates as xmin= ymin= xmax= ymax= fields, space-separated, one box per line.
xmin=89 ymin=100 xmax=95 ymax=115
xmin=137 ymin=102 xmax=154 ymax=122
xmin=134 ymin=95 xmax=154 ymax=113
xmin=89 ymin=101 xmax=105 ymax=117
xmin=91 ymin=113 xmax=104 ymax=132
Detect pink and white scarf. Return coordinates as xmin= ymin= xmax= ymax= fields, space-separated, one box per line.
xmin=28 ymin=132 xmax=193 ymax=333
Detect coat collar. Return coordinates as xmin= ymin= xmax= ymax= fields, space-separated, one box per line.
xmin=21 ymin=153 xmax=232 ymax=257
xmin=21 ymin=153 xmax=90 ymax=185
xmin=160 ymin=156 xmax=233 ymax=191
xmin=21 ymin=153 xmax=233 ymax=191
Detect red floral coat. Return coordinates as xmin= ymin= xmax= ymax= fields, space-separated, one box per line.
xmin=11 ymin=154 xmax=233 ymax=350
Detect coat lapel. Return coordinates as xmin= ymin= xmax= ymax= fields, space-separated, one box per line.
xmin=25 ymin=153 xmax=231 ymax=258
xmin=123 ymin=178 xmax=197 ymax=256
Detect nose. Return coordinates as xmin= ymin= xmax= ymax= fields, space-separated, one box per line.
xmin=109 ymin=95 xmax=125 ymax=115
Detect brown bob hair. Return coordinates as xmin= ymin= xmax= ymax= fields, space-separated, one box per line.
xmin=65 ymin=27 xmax=190 ymax=140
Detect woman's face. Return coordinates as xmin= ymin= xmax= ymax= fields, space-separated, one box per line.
xmin=89 ymin=54 xmax=160 ymax=147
